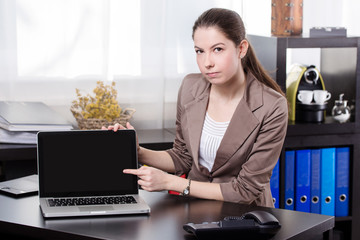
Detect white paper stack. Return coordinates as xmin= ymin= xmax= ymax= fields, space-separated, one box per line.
xmin=0 ymin=101 xmax=73 ymax=144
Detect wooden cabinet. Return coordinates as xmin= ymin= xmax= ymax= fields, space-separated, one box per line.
xmin=248 ymin=34 xmax=360 ymax=240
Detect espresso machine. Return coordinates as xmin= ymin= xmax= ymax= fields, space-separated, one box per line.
xmin=286 ymin=64 xmax=327 ymax=122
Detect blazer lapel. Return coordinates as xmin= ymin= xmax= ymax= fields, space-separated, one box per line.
xmin=183 ymin=84 xmax=210 ymax=169
xmin=211 ymin=74 xmax=263 ymax=173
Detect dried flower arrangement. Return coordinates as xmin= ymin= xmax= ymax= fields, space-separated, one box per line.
xmin=71 ymin=81 xmax=135 ymax=129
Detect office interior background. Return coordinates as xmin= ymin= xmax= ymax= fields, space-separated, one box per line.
xmin=0 ymin=0 xmax=359 ymax=130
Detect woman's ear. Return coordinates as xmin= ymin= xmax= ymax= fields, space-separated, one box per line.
xmin=238 ymin=40 xmax=249 ymax=59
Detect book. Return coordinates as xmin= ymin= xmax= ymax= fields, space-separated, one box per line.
xmin=0 ymin=101 xmax=73 ymax=131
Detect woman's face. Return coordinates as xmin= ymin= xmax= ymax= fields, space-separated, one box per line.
xmin=193 ymin=26 xmax=243 ymax=86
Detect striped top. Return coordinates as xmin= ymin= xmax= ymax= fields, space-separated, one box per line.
xmin=199 ymin=112 xmax=230 ymax=172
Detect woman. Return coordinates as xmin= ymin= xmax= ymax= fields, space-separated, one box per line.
xmin=105 ymin=8 xmax=288 ymax=207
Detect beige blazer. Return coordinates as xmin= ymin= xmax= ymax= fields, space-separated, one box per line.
xmin=167 ymin=73 xmax=288 ymax=207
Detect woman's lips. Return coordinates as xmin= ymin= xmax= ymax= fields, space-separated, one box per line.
xmin=206 ymin=72 xmax=219 ymax=78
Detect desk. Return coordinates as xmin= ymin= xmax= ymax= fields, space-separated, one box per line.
xmin=0 ymin=129 xmax=175 ymax=180
xmin=0 ymin=191 xmax=334 ymax=240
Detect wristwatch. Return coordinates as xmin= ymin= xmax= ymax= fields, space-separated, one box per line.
xmin=182 ymin=179 xmax=191 ymax=196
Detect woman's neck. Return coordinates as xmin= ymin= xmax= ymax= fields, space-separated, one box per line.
xmin=210 ymin=70 xmax=247 ymax=104
xmin=207 ymin=70 xmax=247 ymax=122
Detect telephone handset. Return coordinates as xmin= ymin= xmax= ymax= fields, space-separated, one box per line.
xmin=183 ymin=210 xmax=281 ymax=239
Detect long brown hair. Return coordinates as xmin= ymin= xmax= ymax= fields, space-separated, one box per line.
xmin=192 ymin=8 xmax=285 ymax=97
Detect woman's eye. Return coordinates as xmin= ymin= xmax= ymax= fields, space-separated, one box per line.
xmin=214 ymin=47 xmax=223 ymax=52
xmin=195 ymin=49 xmax=203 ymax=54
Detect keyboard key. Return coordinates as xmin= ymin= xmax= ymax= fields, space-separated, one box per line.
xmin=48 ymin=196 xmax=137 ymax=207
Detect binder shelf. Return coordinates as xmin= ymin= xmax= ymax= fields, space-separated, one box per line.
xmin=247 ymin=34 xmax=360 ymax=240
xmin=281 ymin=147 xmax=349 ymax=216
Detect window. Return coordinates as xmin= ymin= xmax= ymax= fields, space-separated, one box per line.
xmin=16 ymin=0 xmax=141 ymax=79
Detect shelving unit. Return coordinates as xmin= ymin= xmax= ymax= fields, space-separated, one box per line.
xmin=248 ymin=34 xmax=360 ymax=240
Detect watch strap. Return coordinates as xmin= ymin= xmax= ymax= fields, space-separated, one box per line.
xmin=181 ymin=179 xmax=191 ymax=196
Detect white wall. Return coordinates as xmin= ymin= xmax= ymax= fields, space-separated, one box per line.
xmin=1 ymin=1 xmax=359 ymax=130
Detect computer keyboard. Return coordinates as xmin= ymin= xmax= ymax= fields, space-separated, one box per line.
xmin=48 ymin=196 xmax=137 ymax=207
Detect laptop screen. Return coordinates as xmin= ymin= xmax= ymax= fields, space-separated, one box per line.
xmin=37 ymin=130 xmax=139 ymax=198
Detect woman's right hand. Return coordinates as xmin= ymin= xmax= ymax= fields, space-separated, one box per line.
xmin=101 ymin=122 xmax=129 ymax=132
xmin=102 ymin=122 xmax=140 ymax=153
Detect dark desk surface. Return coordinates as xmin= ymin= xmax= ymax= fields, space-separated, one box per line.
xmin=0 ymin=191 xmax=334 ymax=240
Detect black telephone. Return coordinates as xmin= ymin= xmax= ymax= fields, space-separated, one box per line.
xmin=183 ymin=210 xmax=281 ymax=239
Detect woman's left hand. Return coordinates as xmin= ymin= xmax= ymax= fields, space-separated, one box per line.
xmin=123 ymin=166 xmax=169 ymax=192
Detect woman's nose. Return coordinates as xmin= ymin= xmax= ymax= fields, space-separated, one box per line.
xmin=204 ymin=54 xmax=214 ymax=69
xmin=205 ymin=63 xmax=214 ymax=69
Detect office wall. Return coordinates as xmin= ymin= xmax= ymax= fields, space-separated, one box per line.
xmin=0 ymin=0 xmax=359 ymax=130
xmin=0 ymin=0 xmax=241 ymax=130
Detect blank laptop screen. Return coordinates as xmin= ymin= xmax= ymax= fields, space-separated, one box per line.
xmin=37 ymin=130 xmax=138 ymax=198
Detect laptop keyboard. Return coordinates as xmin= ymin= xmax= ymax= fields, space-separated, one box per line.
xmin=48 ymin=196 xmax=137 ymax=207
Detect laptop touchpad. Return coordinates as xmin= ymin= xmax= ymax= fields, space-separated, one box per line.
xmin=78 ymin=206 xmax=114 ymax=212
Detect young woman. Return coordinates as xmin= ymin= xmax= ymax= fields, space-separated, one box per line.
xmin=105 ymin=8 xmax=288 ymax=207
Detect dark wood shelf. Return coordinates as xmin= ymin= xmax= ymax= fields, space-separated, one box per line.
xmin=335 ymin=216 xmax=353 ymax=222
xmin=248 ymin=34 xmax=360 ymax=240
xmin=287 ymin=118 xmax=357 ymax=137
xmin=0 ymin=144 xmax=37 ymax=161
xmin=283 ymin=35 xmax=359 ymax=48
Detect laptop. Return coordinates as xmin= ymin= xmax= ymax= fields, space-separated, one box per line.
xmin=37 ymin=129 xmax=150 ymax=218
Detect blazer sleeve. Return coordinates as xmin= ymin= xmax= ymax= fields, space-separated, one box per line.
xmin=166 ymin=77 xmax=194 ymax=176
xmin=220 ymin=96 xmax=288 ymax=204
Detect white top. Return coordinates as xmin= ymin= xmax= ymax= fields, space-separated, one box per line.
xmin=199 ymin=112 xmax=230 ymax=172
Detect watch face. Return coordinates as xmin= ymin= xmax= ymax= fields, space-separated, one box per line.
xmin=184 ymin=189 xmax=189 ymax=195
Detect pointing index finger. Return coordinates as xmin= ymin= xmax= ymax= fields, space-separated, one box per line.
xmin=123 ymin=168 xmax=140 ymax=175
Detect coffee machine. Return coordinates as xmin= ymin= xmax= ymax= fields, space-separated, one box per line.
xmin=286 ymin=64 xmax=327 ymax=122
